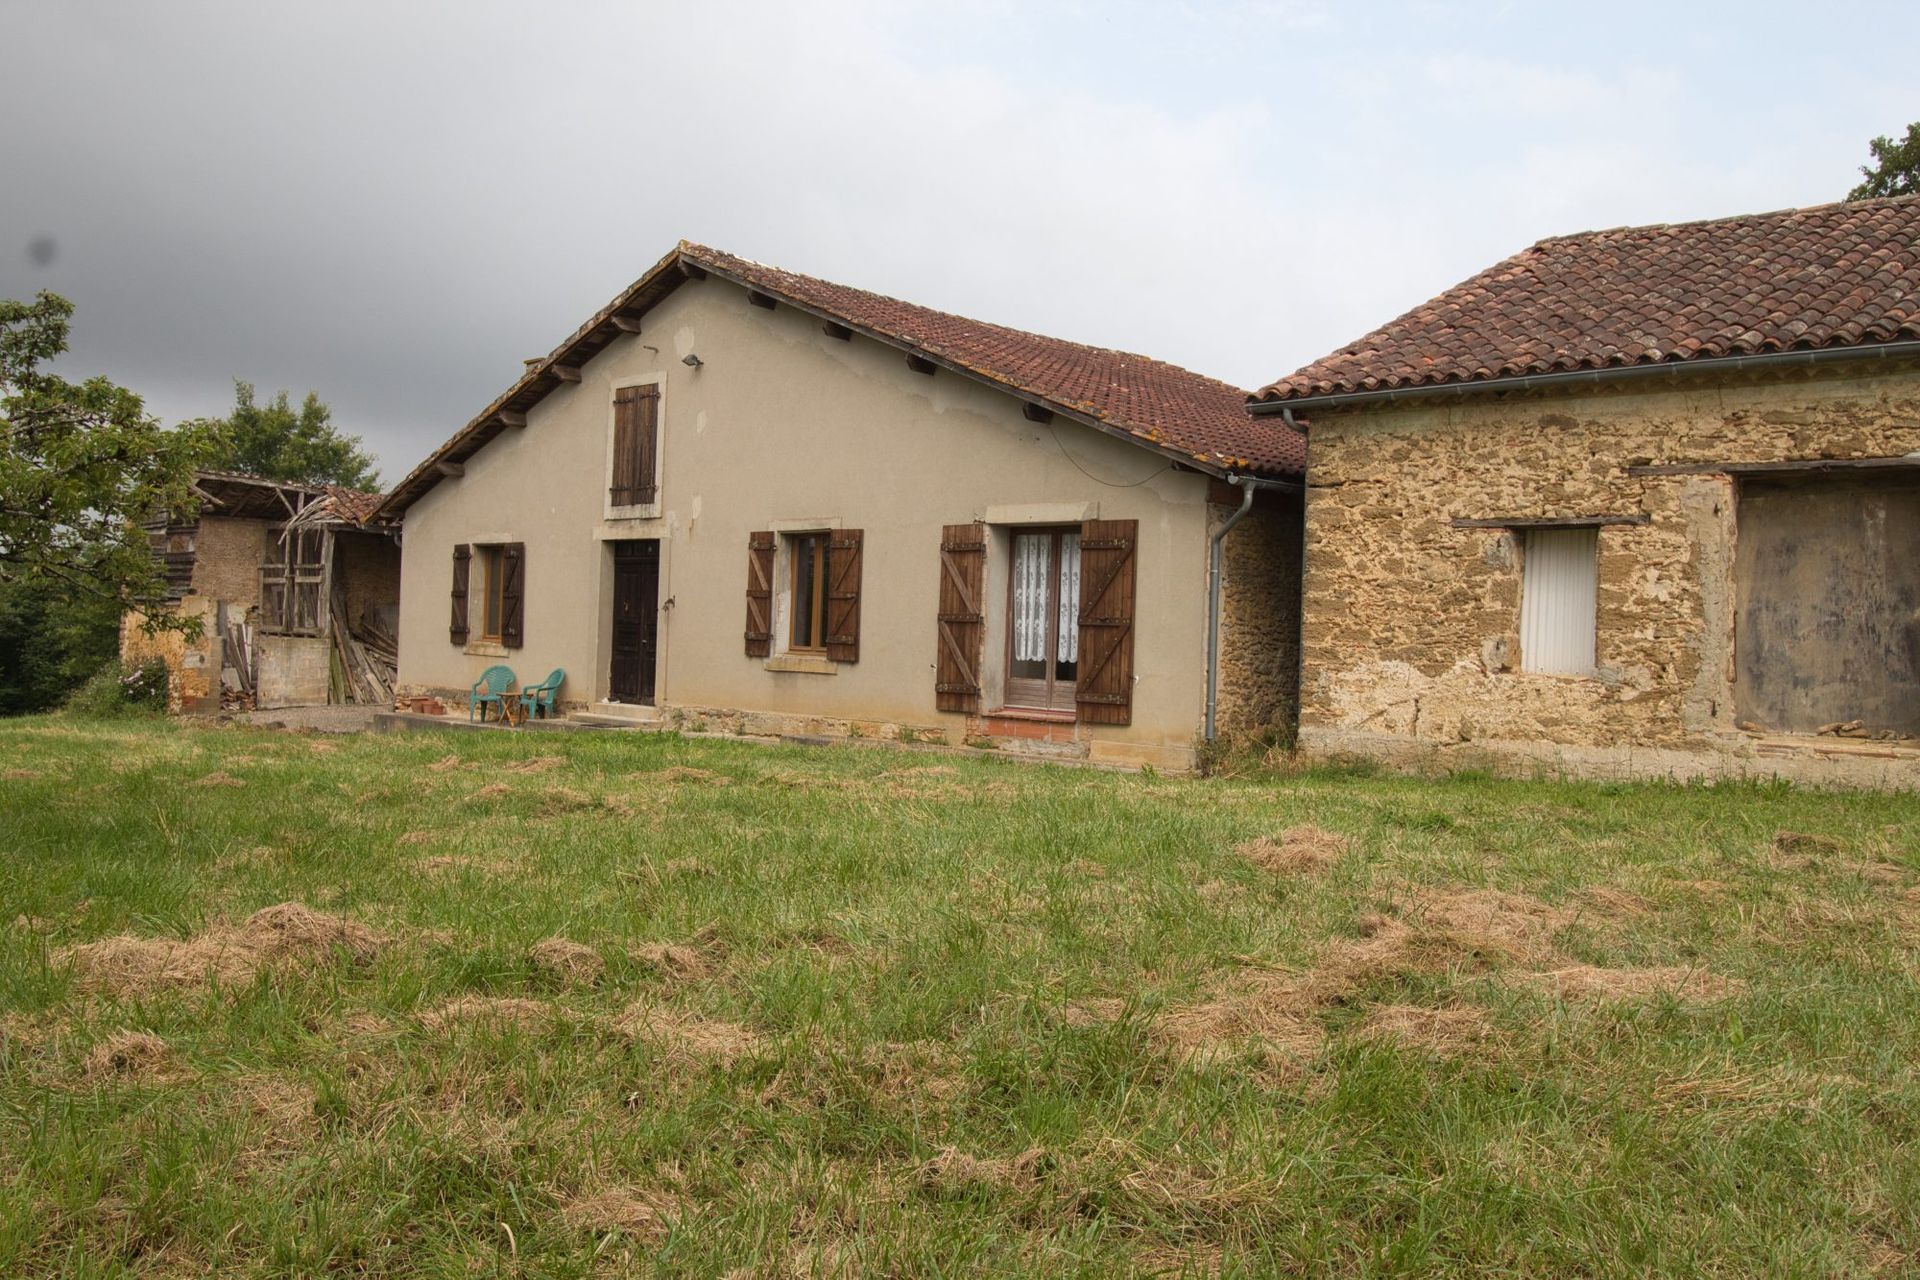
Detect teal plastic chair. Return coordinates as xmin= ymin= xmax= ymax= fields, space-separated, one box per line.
xmin=469 ymin=665 xmax=516 ymax=722
xmin=517 ymin=669 xmax=565 ymax=721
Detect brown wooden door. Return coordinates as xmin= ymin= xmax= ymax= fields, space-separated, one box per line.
xmin=610 ymin=541 xmax=659 ymax=705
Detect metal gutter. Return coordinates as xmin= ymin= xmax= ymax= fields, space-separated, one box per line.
xmin=1248 ymin=339 xmax=1920 ymax=416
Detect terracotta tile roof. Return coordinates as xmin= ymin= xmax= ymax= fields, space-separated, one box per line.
xmin=684 ymin=245 xmax=1303 ymax=476
xmin=378 ymin=244 xmax=1299 ymax=516
xmin=318 ymin=485 xmax=388 ymax=526
xmin=1256 ymin=194 xmax=1920 ymax=404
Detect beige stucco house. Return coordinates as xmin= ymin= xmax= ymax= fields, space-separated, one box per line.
xmin=1252 ymin=195 xmax=1920 ymax=786
xmin=377 ymin=244 xmax=1304 ymax=770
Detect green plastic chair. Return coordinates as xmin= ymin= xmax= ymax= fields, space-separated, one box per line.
xmin=469 ymin=665 xmax=516 ymax=722
xmin=517 ymin=669 xmax=565 ymax=721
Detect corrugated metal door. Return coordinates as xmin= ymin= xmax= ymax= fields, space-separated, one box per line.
xmin=1520 ymin=527 xmax=1598 ymax=674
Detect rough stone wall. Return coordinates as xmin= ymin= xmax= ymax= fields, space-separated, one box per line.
xmin=120 ymin=605 xmax=214 ymax=713
xmin=1215 ymin=490 xmax=1303 ymax=737
xmin=189 ymin=517 xmax=271 ymax=603
xmin=336 ymin=530 xmax=401 ymax=633
xmin=1299 ymin=363 xmax=1920 ymax=778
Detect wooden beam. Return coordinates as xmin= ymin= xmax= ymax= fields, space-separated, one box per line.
xmin=906 ymin=354 xmax=937 ymax=376
xmin=1023 ymin=403 xmax=1054 ymax=424
xmin=436 ymin=461 xmax=466 ymax=478
xmin=822 ymin=321 xmax=852 ymax=341
xmin=1451 ymin=514 xmax=1649 ymax=529
xmin=549 ymin=365 xmax=582 ymax=383
xmin=748 ymin=291 xmax=776 ymax=310
xmin=496 ymin=411 xmax=527 ymax=428
xmin=678 ymin=260 xmax=708 ymax=281
xmin=609 ymin=315 xmax=643 ymax=334
xmin=1626 ymin=456 xmax=1920 ymax=477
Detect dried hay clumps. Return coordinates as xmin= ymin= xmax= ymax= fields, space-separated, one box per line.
xmin=617 ymin=1002 xmax=760 ymax=1066
xmin=915 ymin=1145 xmax=1049 ymax=1196
xmin=558 ymin=1186 xmax=679 ymax=1238
xmin=1409 ymin=888 xmax=1573 ymax=963
xmin=504 ymin=755 xmax=567 ymax=775
xmin=419 ymin=995 xmax=554 ymax=1032
xmin=1522 ymin=965 xmax=1745 ymax=1004
xmin=60 ymin=903 xmax=385 ymax=996
xmin=531 ymin=937 xmax=605 ymax=986
xmin=1354 ymin=1004 xmax=1493 ymax=1056
xmin=630 ymin=926 xmax=725 ymax=980
xmin=470 ymin=782 xmax=511 ymax=800
xmin=82 ymin=1031 xmax=173 ymax=1080
xmin=1235 ymin=825 xmax=1348 ymax=875
xmin=235 ymin=1074 xmax=318 ymax=1144
xmin=396 ymin=830 xmax=436 ymax=847
xmin=1156 ymin=887 xmax=1573 ymax=1068
xmin=191 ymin=771 xmax=246 ymax=788
xmin=427 ymin=754 xmax=464 ymax=773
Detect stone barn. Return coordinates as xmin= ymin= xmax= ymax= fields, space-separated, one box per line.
xmin=1251 ymin=195 xmax=1920 ymax=786
xmin=124 ymin=471 xmax=400 ymax=712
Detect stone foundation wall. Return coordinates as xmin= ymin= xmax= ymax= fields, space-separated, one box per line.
xmin=1214 ymin=489 xmax=1302 ymax=738
xmin=121 ymin=605 xmax=215 ymax=714
xmin=1299 ymin=363 xmax=1920 ymax=780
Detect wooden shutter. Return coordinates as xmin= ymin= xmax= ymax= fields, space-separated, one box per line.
xmin=825 ymin=528 xmax=864 ymax=663
xmin=935 ymin=523 xmax=986 ymax=712
xmin=744 ymin=531 xmax=775 ymax=657
xmin=450 ymin=544 xmax=471 ymax=645
xmin=500 ymin=543 xmax=525 ymax=649
xmin=611 ymin=385 xmax=660 ymax=507
xmin=1075 ymin=519 xmax=1136 ymax=725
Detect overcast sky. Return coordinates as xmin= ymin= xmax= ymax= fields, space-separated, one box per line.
xmin=4 ymin=0 xmax=1915 ymax=482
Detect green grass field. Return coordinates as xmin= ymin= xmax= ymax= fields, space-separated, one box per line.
xmin=1 ymin=718 xmax=1916 ymax=1277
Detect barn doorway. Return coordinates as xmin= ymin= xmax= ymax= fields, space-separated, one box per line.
xmin=1734 ymin=471 xmax=1920 ymax=737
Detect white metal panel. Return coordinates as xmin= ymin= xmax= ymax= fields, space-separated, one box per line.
xmin=1520 ymin=527 xmax=1598 ymax=674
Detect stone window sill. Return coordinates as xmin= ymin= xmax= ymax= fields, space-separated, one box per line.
xmin=464 ymin=641 xmax=510 ymax=658
xmin=985 ymin=706 xmax=1076 ymax=723
xmin=765 ymin=653 xmax=837 ymax=675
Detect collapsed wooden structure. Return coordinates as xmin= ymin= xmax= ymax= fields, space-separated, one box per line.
xmin=133 ymin=472 xmax=401 ymax=711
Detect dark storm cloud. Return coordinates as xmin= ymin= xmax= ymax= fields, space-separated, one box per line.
xmin=2 ymin=1 xmax=1908 ymax=483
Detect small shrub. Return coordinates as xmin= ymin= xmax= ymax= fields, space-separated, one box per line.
xmin=65 ymin=659 xmax=168 ymax=719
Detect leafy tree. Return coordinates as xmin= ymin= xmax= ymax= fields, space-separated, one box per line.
xmin=1848 ymin=122 xmax=1920 ymax=200
xmin=1 ymin=291 xmax=218 ymax=618
xmin=0 ymin=572 xmax=121 ymax=714
xmin=204 ymin=381 xmax=379 ymax=489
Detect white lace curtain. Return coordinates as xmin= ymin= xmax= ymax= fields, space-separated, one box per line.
xmin=1012 ymin=532 xmax=1081 ymax=664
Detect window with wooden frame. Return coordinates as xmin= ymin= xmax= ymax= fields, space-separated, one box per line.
xmin=258 ymin=528 xmax=325 ymax=635
xmin=450 ymin=542 xmax=524 ymax=649
xmin=750 ymin=529 xmax=863 ymax=663
xmin=477 ymin=545 xmax=507 ymax=642
xmin=1003 ymin=527 xmax=1081 ymax=713
xmin=787 ymin=532 xmax=831 ymax=653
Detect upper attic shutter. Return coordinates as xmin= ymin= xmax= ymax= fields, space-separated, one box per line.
xmin=744 ymin=531 xmax=775 ymax=657
xmin=450 ymin=544 xmax=471 ymax=645
xmin=825 ymin=528 xmax=864 ymax=663
xmin=1074 ymin=519 xmax=1136 ymax=725
xmin=611 ymin=384 xmax=660 ymax=507
xmin=935 ymin=522 xmax=986 ymax=712
xmin=500 ymin=543 xmax=526 ymax=649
